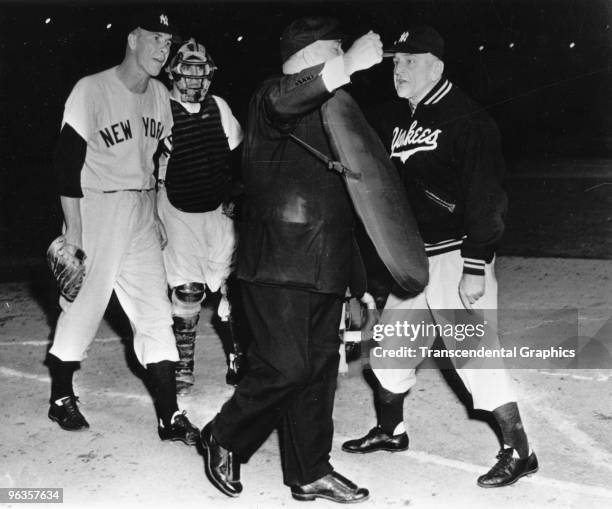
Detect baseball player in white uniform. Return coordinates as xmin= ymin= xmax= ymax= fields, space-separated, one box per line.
xmin=156 ymin=38 xmax=243 ymax=395
xmin=342 ymin=26 xmax=538 ymax=488
xmin=46 ymin=9 xmax=199 ymax=445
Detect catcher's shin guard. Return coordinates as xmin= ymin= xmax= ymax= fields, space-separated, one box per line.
xmin=172 ymin=283 xmax=205 ymax=395
xmin=174 ymin=322 xmax=197 ymax=394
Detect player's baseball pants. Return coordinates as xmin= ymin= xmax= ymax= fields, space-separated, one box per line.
xmin=157 ymin=188 xmax=235 ymax=293
xmin=50 ymin=190 xmax=178 ymax=366
xmin=371 ymin=249 xmax=516 ymax=412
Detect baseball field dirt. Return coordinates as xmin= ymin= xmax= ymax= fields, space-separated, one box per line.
xmin=1 ymin=256 xmax=610 ymax=509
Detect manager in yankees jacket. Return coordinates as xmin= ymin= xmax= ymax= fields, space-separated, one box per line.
xmin=342 ymin=26 xmax=539 ymax=488
xmin=199 ymin=17 xmax=383 ymax=503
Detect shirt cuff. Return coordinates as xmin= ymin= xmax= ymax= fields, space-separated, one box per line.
xmin=320 ymin=55 xmax=351 ymax=92
xmin=462 ymin=257 xmax=485 ymax=276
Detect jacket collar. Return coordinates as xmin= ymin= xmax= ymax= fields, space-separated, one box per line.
xmin=419 ymin=78 xmax=453 ymax=107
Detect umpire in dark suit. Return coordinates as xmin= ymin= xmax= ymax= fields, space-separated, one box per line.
xmin=199 ymin=17 xmax=382 ymax=503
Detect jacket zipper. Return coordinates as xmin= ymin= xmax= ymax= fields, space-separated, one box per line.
xmin=423 ymin=189 xmax=456 ymax=213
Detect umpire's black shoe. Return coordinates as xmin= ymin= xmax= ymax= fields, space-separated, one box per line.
xmin=48 ymin=396 xmax=89 ymax=431
xmin=158 ymin=411 xmax=199 ymax=445
xmin=291 ymin=471 xmax=369 ymax=503
xmin=477 ymin=448 xmax=539 ymax=488
xmin=200 ymin=422 xmax=242 ymax=497
xmin=342 ymin=425 xmax=409 ymax=454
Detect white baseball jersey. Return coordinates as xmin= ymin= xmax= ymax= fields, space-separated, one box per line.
xmin=63 ymin=66 xmax=173 ymax=191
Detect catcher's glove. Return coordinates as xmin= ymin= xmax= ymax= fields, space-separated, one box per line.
xmin=46 ymin=236 xmax=87 ymax=302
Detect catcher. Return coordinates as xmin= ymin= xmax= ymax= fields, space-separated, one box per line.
xmin=156 ymin=38 xmax=245 ymax=395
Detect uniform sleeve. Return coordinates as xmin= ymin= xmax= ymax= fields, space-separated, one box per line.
xmin=261 ymin=63 xmax=333 ymax=132
xmin=456 ymin=117 xmax=508 ymax=273
xmin=213 ymin=96 xmax=243 ymax=150
xmin=54 ymin=123 xmax=87 ymax=198
xmin=62 ymin=77 xmax=96 ymax=141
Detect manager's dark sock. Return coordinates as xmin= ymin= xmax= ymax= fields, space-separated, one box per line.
xmin=47 ymin=353 xmax=79 ymax=403
xmin=492 ymin=401 xmax=530 ymax=458
xmin=377 ymin=385 xmax=405 ymax=436
xmin=146 ymin=360 xmax=179 ymax=427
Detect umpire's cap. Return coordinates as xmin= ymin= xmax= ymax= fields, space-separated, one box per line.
xmin=384 ymin=25 xmax=444 ymax=60
xmin=280 ymin=16 xmax=344 ymax=63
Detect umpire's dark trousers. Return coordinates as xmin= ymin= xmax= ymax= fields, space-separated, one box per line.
xmin=212 ymin=281 xmax=343 ymax=486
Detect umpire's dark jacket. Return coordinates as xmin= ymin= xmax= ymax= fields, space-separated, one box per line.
xmin=237 ymin=63 xmax=366 ymax=296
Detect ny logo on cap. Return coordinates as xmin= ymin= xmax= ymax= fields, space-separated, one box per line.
xmin=397 ymin=31 xmax=410 ymax=43
xmin=159 ymin=14 xmax=169 ymax=26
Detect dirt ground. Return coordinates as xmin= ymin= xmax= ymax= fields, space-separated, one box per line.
xmin=1 ymin=256 xmax=611 ymax=509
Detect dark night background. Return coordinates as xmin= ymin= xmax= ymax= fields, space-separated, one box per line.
xmin=0 ymin=0 xmax=611 ymax=280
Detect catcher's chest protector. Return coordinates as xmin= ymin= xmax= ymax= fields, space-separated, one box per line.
xmin=165 ymin=97 xmax=231 ymax=213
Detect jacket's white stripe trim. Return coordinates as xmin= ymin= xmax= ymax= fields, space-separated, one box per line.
xmin=424 ymin=238 xmax=463 ymax=248
xmin=463 ymin=257 xmax=485 ymax=266
xmin=464 ymin=262 xmax=485 ymax=269
xmin=431 ymin=82 xmax=453 ymax=104
xmin=424 ymin=80 xmax=450 ymax=105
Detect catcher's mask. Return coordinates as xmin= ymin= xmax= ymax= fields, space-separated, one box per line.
xmin=167 ymin=38 xmax=216 ymax=103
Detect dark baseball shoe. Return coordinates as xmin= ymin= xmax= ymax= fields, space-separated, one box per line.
xmin=158 ymin=411 xmax=199 ymax=445
xmin=48 ymin=396 xmax=89 ymax=431
xmin=200 ymin=422 xmax=242 ymax=497
xmin=477 ymin=448 xmax=539 ymax=488
xmin=342 ymin=425 xmax=409 ymax=454
xmin=291 ymin=471 xmax=369 ymax=503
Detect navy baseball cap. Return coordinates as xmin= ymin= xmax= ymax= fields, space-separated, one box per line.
xmin=280 ymin=16 xmax=344 ymax=63
xmin=129 ymin=8 xmax=181 ymax=43
xmin=383 ymin=25 xmax=444 ymax=60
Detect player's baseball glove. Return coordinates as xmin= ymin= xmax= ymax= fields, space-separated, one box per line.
xmin=46 ymin=236 xmax=87 ymax=302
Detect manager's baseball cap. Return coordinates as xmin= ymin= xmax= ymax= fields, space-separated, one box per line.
xmin=129 ymin=7 xmax=181 ymax=43
xmin=383 ymin=25 xmax=444 ymax=60
xmin=280 ymin=16 xmax=344 ymax=63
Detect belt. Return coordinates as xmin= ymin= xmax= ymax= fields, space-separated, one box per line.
xmin=103 ymin=188 xmax=154 ymax=194
xmin=83 ymin=187 xmax=155 ymax=194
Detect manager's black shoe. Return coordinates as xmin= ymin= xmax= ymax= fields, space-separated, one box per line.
xmin=48 ymin=396 xmax=89 ymax=431
xmin=200 ymin=422 xmax=242 ymax=497
xmin=158 ymin=411 xmax=199 ymax=445
xmin=291 ymin=471 xmax=369 ymax=503
xmin=477 ymin=448 xmax=539 ymax=488
xmin=342 ymin=425 xmax=409 ymax=454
